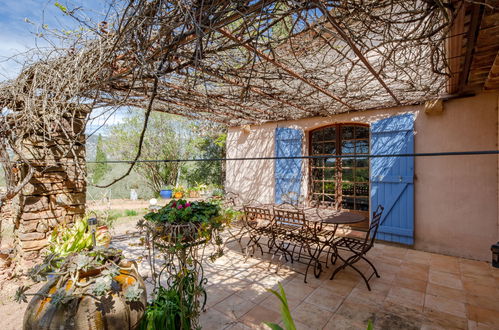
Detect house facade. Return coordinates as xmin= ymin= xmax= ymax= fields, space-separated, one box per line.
xmin=226 ymin=92 xmax=499 ymax=261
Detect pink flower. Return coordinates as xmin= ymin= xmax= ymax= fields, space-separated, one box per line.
xmin=171 ymin=201 xmax=176 ymax=208
xmin=177 ymin=205 xmax=183 ymax=209
xmin=185 ymin=202 xmax=191 ymax=207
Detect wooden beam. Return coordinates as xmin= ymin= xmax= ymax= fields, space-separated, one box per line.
xmin=457 ymin=3 xmax=484 ymax=93
xmin=446 ymin=3 xmax=466 ymax=94
xmin=484 ymin=50 xmax=499 ymax=90
xmin=218 ymin=28 xmax=354 ymax=110
xmin=316 ymin=4 xmax=400 ymax=105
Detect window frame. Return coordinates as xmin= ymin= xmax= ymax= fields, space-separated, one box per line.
xmin=308 ymin=123 xmax=370 ymax=213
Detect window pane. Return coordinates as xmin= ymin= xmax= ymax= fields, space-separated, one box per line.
xmin=356 ymin=157 xmax=369 ymax=168
xmin=323 ymin=142 xmax=336 ymax=155
xmin=342 ymin=197 xmax=355 ymax=209
xmin=323 ymin=126 xmax=336 ymax=141
xmin=341 ymin=140 xmax=355 ymax=154
xmin=311 ymin=130 xmax=322 ymax=142
xmin=355 ymin=168 xmax=369 ymax=182
xmin=324 ymin=168 xmax=335 ymax=180
xmin=355 ymin=140 xmax=369 ymax=154
xmin=312 ymin=168 xmax=323 ymax=180
xmin=312 ymin=143 xmax=323 ymax=155
xmin=355 ymin=126 xmax=369 ymax=139
xmin=312 ymin=158 xmax=323 ymax=167
xmin=325 ymin=157 xmax=336 ymax=167
xmin=312 ymin=181 xmax=322 ymax=193
xmin=342 ymin=168 xmax=354 ymax=181
xmin=341 ymin=126 xmax=355 ymax=139
xmin=342 ymin=157 xmax=355 ymax=168
xmin=355 ymin=183 xmax=369 ymax=196
xmin=355 ymin=198 xmax=369 ymax=211
xmin=342 ymin=182 xmax=354 ymax=196
xmin=324 ymin=194 xmax=335 ymax=203
xmin=324 ymin=182 xmax=335 ymax=194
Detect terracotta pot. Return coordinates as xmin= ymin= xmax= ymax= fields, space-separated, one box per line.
xmin=23 ymin=260 xmax=147 ymax=330
xmin=188 ymin=191 xmax=200 ymax=198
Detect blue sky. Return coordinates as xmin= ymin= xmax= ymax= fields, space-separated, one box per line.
xmin=0 ymin=0 xmax=128 ymax=131
xmin=0 ymin=0 xmax=107 ymax=79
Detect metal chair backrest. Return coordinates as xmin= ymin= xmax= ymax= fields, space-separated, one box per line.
xmin=243 ymin=206 xmax=273 ymax=228
xmin=273 ymin=207 xmax=306 ymax=228
xmin=364 ymin=205 xmax=384 ymax=250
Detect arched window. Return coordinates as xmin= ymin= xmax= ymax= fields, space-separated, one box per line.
xmin=309 ymin=124 xmax=369 ymax=212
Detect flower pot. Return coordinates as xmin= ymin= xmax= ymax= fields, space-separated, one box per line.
xmin=159 ymin=189 xmax=173 ymax=199
xmin=174 ymin=191 xmax=184 ymax=199
xmin=189 ymin=191 xmax=200 ymax=198
xmin=23 ymin=260 xmax=147 ymax=330
xmin=97 ymin=226 xmax=112 ymax=248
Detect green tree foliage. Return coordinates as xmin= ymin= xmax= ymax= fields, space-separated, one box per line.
xmin=92 ymin=134 xmax=109 ymax=184
xmin=184 ymin=123 xmax=226 ymax=188
xmin=107 ymin=111 xmax=191 ymax=193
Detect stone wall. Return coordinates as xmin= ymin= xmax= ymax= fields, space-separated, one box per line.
xmin=13 ymin=109 xmax=87 ymax=266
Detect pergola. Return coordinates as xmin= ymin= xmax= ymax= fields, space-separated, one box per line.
xmin=2 ymin=0 xmax=498 ymax=128
xmin=0 ymin=0 xmax=498 ymax=263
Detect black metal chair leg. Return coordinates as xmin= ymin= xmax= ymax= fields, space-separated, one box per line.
xmin=361 ymin=255 xmax=380 ymax=278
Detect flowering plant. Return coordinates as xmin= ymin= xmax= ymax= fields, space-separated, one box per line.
xmin=143 ymin=199 xmax=221 ymax=224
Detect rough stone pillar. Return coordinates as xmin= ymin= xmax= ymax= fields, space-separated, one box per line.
xmin=13 ymin=108 xmax=88 ymax=266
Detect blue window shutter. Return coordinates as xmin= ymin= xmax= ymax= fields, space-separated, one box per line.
xmin=274 ymin=127 xmax=303 ymax=204
xmin=370 ymin=114 xmax=415 ymax=245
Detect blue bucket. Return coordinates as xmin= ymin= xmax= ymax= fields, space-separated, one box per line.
xmin=159 ymin=189 xmax=173 ymax=199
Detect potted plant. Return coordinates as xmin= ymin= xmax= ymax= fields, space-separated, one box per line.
xmin=138 ymin=199 xmax=236 ymax=329
xmin=172 ymin=185 xmax=185 ymax=199
xmin=187 ymin=186 xmax=200 ymax=198
xmin=159 ymin=185 xmax=174 ymax=199
xmin=18 ymin=248 xmax=146 ymax=329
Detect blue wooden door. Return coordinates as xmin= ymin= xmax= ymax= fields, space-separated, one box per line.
xmin=370 ymin=114 xmax=415 ymax=245
xmin=275 ymin=127 xmax=303 ymax=204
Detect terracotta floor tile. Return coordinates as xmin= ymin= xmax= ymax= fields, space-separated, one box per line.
xmin=463 ymin=281 xmax=499 ymax=297
xmin=199 ymin=308 xmax=237 ymax=330
xmin=467 ymin=304 xmax=499 ymax=326
xmin=468 ymin=320 xmax=499 ymax=330
xmin=224 ymin=322 xmax=253 ymax=330
xmin=430 ymin=258 xmax=461 ymax=275
xmin=291 ymin=301 xmax=333 ymax=329
xmin=466 ymin=293 xmax=499 ymax=312
xmin=428 ymin=270 xmax=463 ymax=290
xmin=424 ymin=293 xmax=467 ymax=318
xmin=422 ymin=308 xmax=468 ymax=330
xmin=235 ymin=283 xmax=272 ymax=304
xmin=304 ymin=286 xmax=344 ymax=311
xmin=239 ymin=305 xmax=281 ymax=328
xmin=385 ymin=287 xmax=424 ymax=311
xmin=393 ymin=274 xmax=428 ymax=293
xmin=405 ymin=249 xmax=431 ymax=265
xmin=259 ymin=292 xmax=302 ymax=314
xmin=206 ymin=287 xmax=237 ymax=308
xmin=462 ymin=274 xmax=498 ymax=289
xmin=281 ymin=280 xmax=315 ymax=299
xmin=459 ymin=259 xmax=493 ymax=277
xmin=426 ymin=283 xmax=466 ymax=302
xmin=334 ymin=301 xmax=379 ymax=326
xmin=320 ymin=277 xmax=357 ymax=297
xmin=323 ymin=314 xmax=363 ymax=330
xmin=213 ymin=293 xmax=257 ymax=319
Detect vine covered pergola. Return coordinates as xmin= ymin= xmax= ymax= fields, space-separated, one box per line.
xmin=0 ymin=0 xmax=498 ymax=262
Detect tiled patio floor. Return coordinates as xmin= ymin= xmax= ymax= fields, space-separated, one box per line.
xmin=195 ymin=238 xmax=499 ymax=330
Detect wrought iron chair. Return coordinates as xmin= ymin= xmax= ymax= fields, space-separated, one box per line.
xmin=329 ymin=205 xmax=384 ymax=291
xmin=272 ymin=207 xmax=322 ymax=283
xmin=241 ymin=206 xmax=274 ymax=257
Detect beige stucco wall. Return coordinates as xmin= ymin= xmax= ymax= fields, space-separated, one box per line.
xmin=226 ymin=93 xmax=499 ymax=261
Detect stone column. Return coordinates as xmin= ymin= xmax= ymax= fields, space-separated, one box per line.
xmin=13 ymin=108 xmax=88 ymax=266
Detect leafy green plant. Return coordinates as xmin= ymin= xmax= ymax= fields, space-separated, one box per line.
xmin=264 ymin=283 xmax=296 ymax=330
xmin=144 ymin=199 xmax=221 ymax=225
xmin=139 ymin=269 xmax=200 ymax=330
xmin=48 ymin=217 xmax=109 ymax=257
xmin=125 ymin=209 xmax=138 ymax=217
